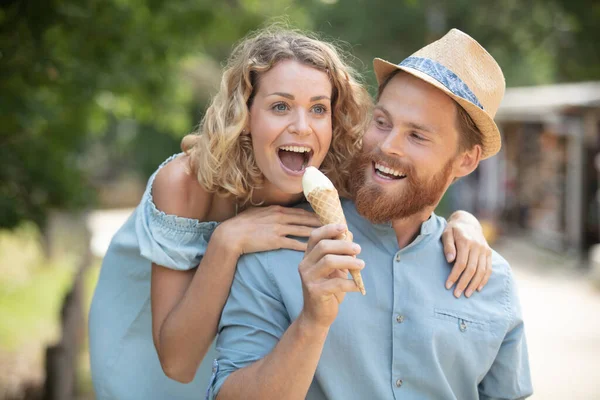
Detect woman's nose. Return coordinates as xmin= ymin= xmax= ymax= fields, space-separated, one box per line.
xmin=289 ymin=110 xmax=312 ymax=136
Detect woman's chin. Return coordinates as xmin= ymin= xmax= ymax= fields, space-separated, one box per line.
xmin=257 ymin=173 xmax=304 ymax=202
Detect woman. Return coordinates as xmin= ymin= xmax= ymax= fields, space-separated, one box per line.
xmin=89 ymin=26 xmax=491 ymax=400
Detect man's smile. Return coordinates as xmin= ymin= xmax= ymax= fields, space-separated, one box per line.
xmin=371 ymin=161 xmax=408 ymax=183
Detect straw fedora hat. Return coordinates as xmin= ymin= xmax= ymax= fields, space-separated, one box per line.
xmin=373 ymin=29 xmax=505 ymax=159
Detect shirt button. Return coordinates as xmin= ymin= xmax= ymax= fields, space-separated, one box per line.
xmin=395 ymin=314 xmax=405 ymax=323
xmin=395 ymin=378 xmax=403 ymax=388
xmin=459 ymin=320 xmax=467 ymax=332
xmin=395 ymin=253 xmax=401 ymax=262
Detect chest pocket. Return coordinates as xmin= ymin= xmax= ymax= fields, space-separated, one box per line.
xmin=433 ymin=308 xmax=490 ymax=333
xmin=430 ymin=308 xmax=499 ymax=379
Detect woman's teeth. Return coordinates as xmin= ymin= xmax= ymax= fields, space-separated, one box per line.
xmin=279 ymin=145 xmax=312 ymax=153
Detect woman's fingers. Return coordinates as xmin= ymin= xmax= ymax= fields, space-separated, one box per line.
xmin=464 ymin=252 xmax=487 ymax=298
xmin=313 ymin=277 xmax=361 ymax=296
xmin=279 ymin=212 xmax=322 ymax=227
xmin=278 ymin=224 xmax=315 ymax=238
xmin=446 ymin=239 xmax=469 ymax=290
xmin=279 ymin=238 xmax=309 ymax=252
xmin=454 ymin=248 xmax=480 ymax=298
xmin=478 ymin=252 xmax=493 ymax=291
xmin=441 ymin=227 xmax=457 ymax=262
xmin=262 ymin=206 xmax=322 ymax=226
xmin=310 ymin=254 xmax=364 ymax=279
xmin=306 ymin=225 xmax=348 ymax=254
xmin=304 ymin=237 xmax=361 ymax=267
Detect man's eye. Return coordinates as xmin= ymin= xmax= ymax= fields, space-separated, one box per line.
xmin=375 ymin=118 xmax=389 ymax=128
xmin=411 ymin=132 xmax=426 ymax=141
xmin=273 ymin=103 xmax=289 ymax=112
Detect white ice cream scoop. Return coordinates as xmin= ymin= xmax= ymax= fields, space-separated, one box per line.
xmin=302 ymin=166 xmax=334 ymax=197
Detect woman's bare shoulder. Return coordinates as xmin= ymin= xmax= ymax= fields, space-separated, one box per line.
xmin=152 ymin=155 xmax=213 ymax=221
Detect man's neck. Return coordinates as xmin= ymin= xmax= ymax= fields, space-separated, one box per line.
xmin=390 ymin=207 xmax=435 ymax=249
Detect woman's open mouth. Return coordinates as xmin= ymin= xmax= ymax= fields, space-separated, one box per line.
xmin=278 ymin=145 xmax=313 ymax=175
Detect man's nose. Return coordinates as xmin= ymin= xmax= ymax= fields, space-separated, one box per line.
xmin=379 ymin=130 xmax=405 ymax=157
xmin=289 ymin=110 xmax=312 ymax=136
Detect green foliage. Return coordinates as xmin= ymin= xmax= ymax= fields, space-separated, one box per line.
xmin=2 ymin=0 xmax=599 ymax=229
xmin=309 ymin=0 xmax=600 ymax=88
xmin=0 ymin=0 xmax=307 ymax=229
xmin=553 ymin=0 xmax=600 ymax=80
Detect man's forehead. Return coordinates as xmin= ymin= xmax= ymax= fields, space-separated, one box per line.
xmin=380 ymin=72 xmax=450 ymax=101
xmin=376 ymin=74 xmax=457 ymax=121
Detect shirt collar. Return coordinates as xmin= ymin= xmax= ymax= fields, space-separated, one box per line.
xmin=373 ymin=212 xmax=437 ymax=236
xmin=420 ymin=213 xmax=437 ymax=236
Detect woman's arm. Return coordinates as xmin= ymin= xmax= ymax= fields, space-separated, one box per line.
xmin=150 ymin=156 xmax=232 ymax=383
xmin=442 ymin=210 xmax=493 ymax=298
xmin=151 ymin=225 xmax=241 ymax=383
xmin=150 ymin=157 xmax=321 ymax=383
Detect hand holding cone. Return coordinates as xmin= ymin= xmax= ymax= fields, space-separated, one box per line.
xmin=302 ymin=167 xmax=366 ymax=295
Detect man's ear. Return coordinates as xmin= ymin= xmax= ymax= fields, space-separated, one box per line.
xmin=454 ymin=144 xmax=482 ymax=178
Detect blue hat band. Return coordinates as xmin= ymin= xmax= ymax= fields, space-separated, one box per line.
xmin=399 ymin=57 xmax=484 ymax=110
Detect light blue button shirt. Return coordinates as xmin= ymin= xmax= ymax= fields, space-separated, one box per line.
xmin=212 ymin=199 xmax=532 ymax=400
xmin=89 ymin=154 xmax=219 ymax=400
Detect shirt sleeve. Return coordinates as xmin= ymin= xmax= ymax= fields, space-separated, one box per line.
xmin=210 ymin=252 xmax=291 ymax=399
xmin=478 ymin=269 xmax=533 ymax=399
xmin=134 ymin=167 xmax=218 ymax=270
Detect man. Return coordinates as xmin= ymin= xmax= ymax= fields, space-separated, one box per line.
xmin=210 ymin=29 xmax=532 ymax=400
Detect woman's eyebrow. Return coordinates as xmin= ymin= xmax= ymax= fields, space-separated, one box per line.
xmin=267 ymin=93 xmax=330 ymax=102
xmin=268 ymin=92 xmax=294 ymax=99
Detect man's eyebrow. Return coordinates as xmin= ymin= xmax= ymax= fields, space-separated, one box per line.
xmin=374 ymin=105 xmax=394 ymax=122
xmin=406 ymin=121 xmax=436 ymax=134
xmin=374 ymin=105 xmax=436 ymax=134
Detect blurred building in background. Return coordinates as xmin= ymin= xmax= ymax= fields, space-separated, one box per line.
xmin=449 ymin=82 xmax=600 ymax=257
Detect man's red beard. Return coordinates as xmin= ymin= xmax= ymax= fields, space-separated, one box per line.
xmin=349 ymin=148 xmax=454 ymax=224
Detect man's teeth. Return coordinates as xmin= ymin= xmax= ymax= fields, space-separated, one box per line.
xmin=279 ymin=145 xmax=311 ymax=153
xmin=375 ymin=162 xmax=406 ymax=177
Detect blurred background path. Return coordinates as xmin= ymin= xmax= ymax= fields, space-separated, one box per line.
xmin=496 ymin=238 xmax=600 ymax=399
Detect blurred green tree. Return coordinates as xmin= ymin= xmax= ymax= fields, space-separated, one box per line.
xmin=0 ymin=0 xmax=307 ymax=229
xmin=309 ymin=0 xmax=600 ymax=88
xmin=553 ymin=0 xmax=600 ymax=80
xmin=2 ymin=0 xmax=598 ymax=230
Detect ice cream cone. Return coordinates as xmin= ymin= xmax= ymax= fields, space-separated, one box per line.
xmin=303 ymin=168 xmax=366 ymax=295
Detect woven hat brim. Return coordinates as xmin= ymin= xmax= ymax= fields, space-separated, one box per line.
xmin=373 ymin=58 xmax=501 ymax=159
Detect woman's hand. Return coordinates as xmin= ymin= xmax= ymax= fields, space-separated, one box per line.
xmin=442 ymin=211 xmax=493 ymax=298
xmin=216 ymin=205 xmax=323 ymax=256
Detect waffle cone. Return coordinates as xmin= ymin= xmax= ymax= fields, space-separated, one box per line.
xmin=306 ymin=188 xmax=366 ymax=295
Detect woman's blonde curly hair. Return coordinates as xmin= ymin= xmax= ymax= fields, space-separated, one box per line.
xmin=181 ymin=26 xmax=372 ymax=204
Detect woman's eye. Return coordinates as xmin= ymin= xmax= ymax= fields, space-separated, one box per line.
xmin=273 ymin=103 xmax=289 ymax=112
xmin=312 ymin=105 xmax=328 ymax=114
